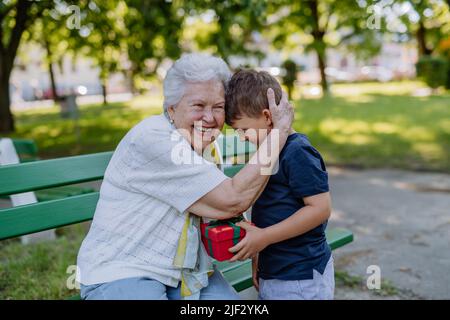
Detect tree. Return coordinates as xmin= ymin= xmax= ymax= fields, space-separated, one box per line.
xmin=390 ymin=0 xmax=450 ymax=57
xmin=27 ymin=5 xmax=72 ymax=103
xmin=0 ymin=0 xmax=82 ymax=132
xmin=70 ymin=1 xmax=125 ymax=104
xmin=123 ymin=0 xmax=183 ymax=93
xmin=1 ymin=0 xmax=182 ymax=132
xmin=0 ymin=0 xmax=52 ymax=133
xmin=185 ymin=0 xmax=268 ymax=66
xmin=268 ymin=0 xmax=378 ymax=94
xmin=402 ymin=0 xmax=450 ymax=57
xmin=281 ymin=59 xmax=298 ymax=100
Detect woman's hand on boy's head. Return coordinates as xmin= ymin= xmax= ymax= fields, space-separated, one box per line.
xmin=267 ymin=88 xmax=293 ymax=133
xmin=228 ymin=222 xmax=268 ymax=262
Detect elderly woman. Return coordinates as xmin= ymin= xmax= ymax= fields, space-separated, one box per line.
xmin=76 ymin=53 xmax=293 ymax=300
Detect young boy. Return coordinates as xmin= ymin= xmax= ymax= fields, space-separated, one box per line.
xmin=225 ymin=69 xmax=334 ymax=300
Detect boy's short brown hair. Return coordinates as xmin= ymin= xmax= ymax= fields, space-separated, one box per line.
xmin=225 ymin=69 xmax=282 ymax=125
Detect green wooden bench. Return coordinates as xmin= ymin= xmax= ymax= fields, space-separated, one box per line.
xmin=2 ymin=138 xmax=95 ymax=201
xmin=0 ymin=135 xmax=353 ymax=299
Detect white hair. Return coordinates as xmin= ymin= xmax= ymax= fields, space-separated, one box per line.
xmin=163 ymin=53 xmax=231 ymax=117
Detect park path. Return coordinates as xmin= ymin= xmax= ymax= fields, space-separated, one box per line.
xmin=328 ymin=167 xmax=450 ymax=299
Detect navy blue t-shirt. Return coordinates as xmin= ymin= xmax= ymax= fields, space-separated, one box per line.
xmin=252 ymin=133 xmax=331 ymax=280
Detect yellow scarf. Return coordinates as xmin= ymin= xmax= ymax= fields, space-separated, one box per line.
xmin=173 ymin=138 xmax=222 ymax=298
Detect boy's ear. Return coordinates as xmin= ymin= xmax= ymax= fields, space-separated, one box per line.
xmin=262 ymin=109 xmax=272 ymax=126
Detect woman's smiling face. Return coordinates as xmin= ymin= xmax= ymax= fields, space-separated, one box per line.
xmin=168 ymin=79 xmax=225 ymax=151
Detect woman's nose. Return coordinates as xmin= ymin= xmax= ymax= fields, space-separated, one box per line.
xmin=202 ymin=109 xmax=214 ymax=123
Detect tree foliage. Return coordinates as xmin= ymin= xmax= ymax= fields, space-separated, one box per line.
xmin=185 ymin=0 xmax=268 ymax=65
xmin=267 ymin=0 xmax=379 ymax=92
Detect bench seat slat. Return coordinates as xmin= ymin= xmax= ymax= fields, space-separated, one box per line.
xmin=0 ymin=193 xmax=99 ymax=240
xmin=67 ymin=227 xmax=353 ymax=299
xmin=214 ymin=227 xmax=353 ymax=274
xmin=326 ymin=228 xmax=354 ymax=250
xmin=0 ymin=152 xmax=112 ymax=196
xmin=218 ymin=228 xmax=354 ymax=293
xmin=221 ymin=260 xmax=253 ymax=292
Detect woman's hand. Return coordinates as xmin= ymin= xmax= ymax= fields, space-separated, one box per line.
xmin=228 ymin=221 xmax=269 ymax=262
xmin=267 ymin=88 xmax=294 ymax=134
xmin=187 ymin=90 xmax=294 ymax=220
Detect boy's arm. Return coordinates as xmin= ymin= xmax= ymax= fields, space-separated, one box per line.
xmin=229 ymin=191 xmax=331 ymax=262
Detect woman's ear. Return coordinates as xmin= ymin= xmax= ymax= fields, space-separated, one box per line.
xmin=167 ymin=106 xmax=175 ymax=121
xmin=262 ymin=109 xmax=273 ymax=127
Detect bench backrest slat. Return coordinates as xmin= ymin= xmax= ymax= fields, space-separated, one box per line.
xmin=0 ymin=152 xmax=113 ymax=196
xmin=223 ymin=164 xmax=245 ymax=177
xmin=11 ymin=139 xmax=39 ymax=162
xmin=0 ymin=135 xmax=253 ymax=240
xmin=0 ymin=193 xmax=99 ymax=240
xmin=0 ymin=161 xmax=243 ymax=240
xmin=0 ymin=162 xmax=241 ymax=240
xmin=217 ymin=135 xmax=256 ymax=159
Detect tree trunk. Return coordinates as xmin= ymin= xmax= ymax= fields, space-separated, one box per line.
xmin=417 ymin=21 xmax=432 ymax=57
xmin=287 ymin=85 xmax=293 ymax=100
xmin=44 ymin=39 xmax=59 ymax=102
xmin=316 ymin=49 xmax=328 ymax=93
xmin=129 ymin=70 xmax=137 ymax=95
xmin=101 ymin=79 xmax=108 ymax=105
xmin=0 ymin=0 xmax=36 ymax=133
xmin=308 ymin=0 xmax=329 ymax=94
xmin=0 ymin=74 xmax=15 ymax=133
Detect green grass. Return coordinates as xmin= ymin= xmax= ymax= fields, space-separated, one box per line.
xmin=335 ymin=269 xmax=400 ymax=297
xmin=6 ymin=81 xmax=450 ymax=171
xmin=296 ymin=82 xmax=450 ymax=172
xmin=0 ymin=223 xmax=89 ymax=300
xmin=6 ymin=95 xmax=164 ymax=158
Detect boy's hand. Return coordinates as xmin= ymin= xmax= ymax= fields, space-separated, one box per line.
xmin=228 ymin=222 xmax=268 ymax=262
xmin=252 ymin=255 xmax=259 ymax=291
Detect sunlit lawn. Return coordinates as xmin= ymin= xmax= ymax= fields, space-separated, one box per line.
xmin=6 ymin=81 xmax=450 ymax=172
xmin=294 ymin=82 xmax=450 ymax=172
xmin=1 ymin=81 xmax=449 ymax=299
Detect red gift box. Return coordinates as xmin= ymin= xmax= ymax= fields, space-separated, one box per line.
xmin=200 ymin=219 xmax=251 ymax=261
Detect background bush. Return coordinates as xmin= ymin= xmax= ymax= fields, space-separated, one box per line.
xmin=416 ymin=56 xmax=449 ymax=89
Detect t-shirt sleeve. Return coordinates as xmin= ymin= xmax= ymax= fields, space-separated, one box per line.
xmin=285 ymin=144 xmax=329 ymax=198
xmin=126 ymin=128 xmax=228 ymax=213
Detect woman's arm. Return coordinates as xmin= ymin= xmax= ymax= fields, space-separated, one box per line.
xmin=187 ymin=89 xmax=293 ymax=219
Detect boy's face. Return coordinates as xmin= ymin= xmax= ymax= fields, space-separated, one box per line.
xmin=231 ymin=109 xmax=272 ymax=146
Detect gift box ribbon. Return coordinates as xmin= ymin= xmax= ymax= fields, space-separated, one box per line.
xmin=204 ymin=217 xmax=244 ymax=255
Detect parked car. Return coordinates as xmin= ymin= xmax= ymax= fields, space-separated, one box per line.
xmin=325 ymin=67 xmax=355 ymax=82
xmin=40 ymin=84 xmax=99 ymax=100
xmin=357 ymin=66 xmax=394 ymax=82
